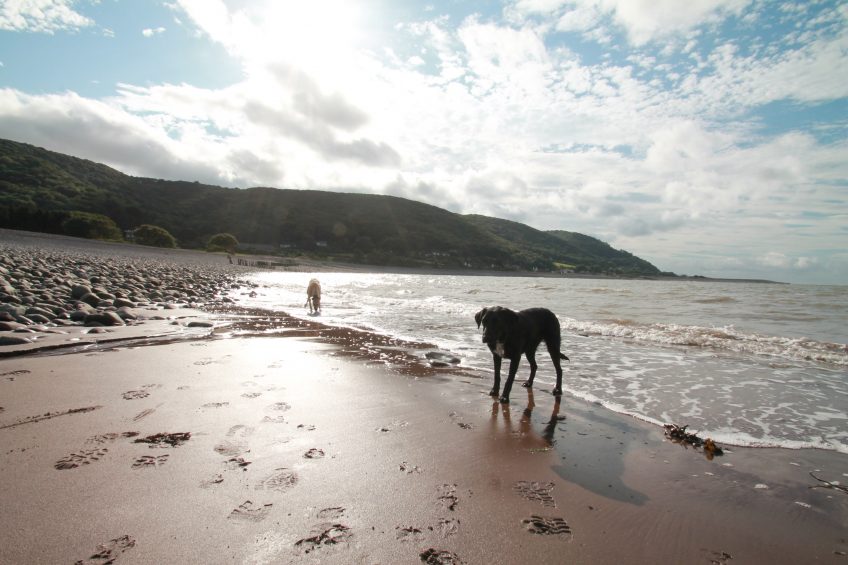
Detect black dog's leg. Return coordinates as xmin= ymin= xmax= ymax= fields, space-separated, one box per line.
xmin=499 ymin=356 xmax=521 ymax=403
xmin=489 ymin=354 xmax=502 ymax=397
xmin=522 ymin=349 xmax=538 ymax=388
xmin=547 ymin=343 xmax=565 ymax=396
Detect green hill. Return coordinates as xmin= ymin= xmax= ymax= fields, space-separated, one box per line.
xmin=0 ymin=138 xmax=663 ymax=275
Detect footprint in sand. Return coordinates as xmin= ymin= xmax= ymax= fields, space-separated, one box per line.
xmin=241 ymin=392 xmax=262 ymax=399
xmin=294 ymin=523 xmax=352 ymax=555
xmin=131 ymin=454 xmax=169 ymax=469
xmin=267 ymin=401 xmax=291 ymax=412
xmin=226 ymin=456 xmax=252 ymax=470
xmin=74 ymin=535 xmax=136 ymax=565
xmin=522 ymin=515 xmax=572 ymax=540
xmin=396 ymin=526 xmax=425 ymax=542
xmin=55 ymin=433 xmax=140 ymax=469
xmin=420 ymin=548 xmax=465 ymax=565
xmin=201 ymin=402 xmax=229 ymax=409
xmin=513 ymin=481 xmax=557 ymax=508
xmin=228 ymin=500 xmax=272 ymax=522
xmin=122 ymin=390 xmax=149 ymax=400
xmin=86 ymin=432 xmax=139 ymax=445
xmin=226 ymin=425 xmax=255 ymax=438
xmin=55 ymin=448 xmax=109 ymax=470
xmin=200 ymin=473 xmax=224 ymax=488
xmin=255 ymin=468 xmax=298 ymax=492
xmin=213 ymin=440 xmax=248 ymax=457
xmin=399 ymin=461 xmax=423 ymax=474
xmin=304 ymin=448 xmax=325 ymax=459
xmin=436 ymin=484 xmax=459 ymax=511
xmin=436 ymin=518 xmax=460 ymax=538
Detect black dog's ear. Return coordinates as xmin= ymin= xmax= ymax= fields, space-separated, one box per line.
xmin=474 ymin=307 xmax=488 ymax=328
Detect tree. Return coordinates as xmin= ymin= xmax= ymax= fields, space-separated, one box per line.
xmin=207 ymin=232 xmax=239 ymax=253
xmin=61 ymin=211 xmax=123 ymax=241
xmin=134 ymin=224 xmax=177 ymax=248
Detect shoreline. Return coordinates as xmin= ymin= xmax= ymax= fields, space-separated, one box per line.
xmin=1 ymin=229 xmax=846 ymax=563
xmin=0 ymin=229 xmax=789 ymax=285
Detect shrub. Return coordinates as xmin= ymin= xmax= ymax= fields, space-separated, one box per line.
xmin=61 ymin=211 xmax=123 ymax=241
xmin=207 ymin=232 xmax=239 ymax=253
xmin=134 ymin=224 xmax=177 ymax=248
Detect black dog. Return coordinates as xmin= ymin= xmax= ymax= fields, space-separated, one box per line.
xmin=475 ymin=306 xmax=569 ymax=403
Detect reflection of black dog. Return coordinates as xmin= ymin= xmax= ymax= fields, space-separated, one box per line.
xmin=475 ymin=306 xmax=569 ymax=403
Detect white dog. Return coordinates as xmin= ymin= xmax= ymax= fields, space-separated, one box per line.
xmin=306 ymin=278 xmax=321 ymax=315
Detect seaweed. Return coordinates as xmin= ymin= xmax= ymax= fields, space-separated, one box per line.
xmin=663 ymin=424 xmax=724 ymax=458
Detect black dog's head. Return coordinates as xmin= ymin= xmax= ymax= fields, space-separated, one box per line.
xmin=474 ymin=306 xmax=518 ymax=357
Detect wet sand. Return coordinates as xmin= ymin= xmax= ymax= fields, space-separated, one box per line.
xmin=0 ymin=231 xmax=847 ymax=564
xmin=1 ymin=313 xmax=847 ymax=564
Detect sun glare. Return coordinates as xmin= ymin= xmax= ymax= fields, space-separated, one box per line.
xmin=256 ymin=0 xmax=363 ymax=68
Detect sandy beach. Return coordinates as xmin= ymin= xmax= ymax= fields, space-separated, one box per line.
xmin=1 ymin=231 xmax=847 ymax=564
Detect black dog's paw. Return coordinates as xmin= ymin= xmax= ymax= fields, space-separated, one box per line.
xmin=552 ymin=388 xmax=563 ymax=396
xmin=522 ymin=381 xmax=533 ymax=388
xmin=489 ymin=388 xmax=500 ymax=397
xmin=499 ymin=395 xmax=510 ymax=404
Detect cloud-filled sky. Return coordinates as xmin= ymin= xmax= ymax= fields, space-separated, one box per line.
xmin=0 ymin=0 xmax=846 ymax=284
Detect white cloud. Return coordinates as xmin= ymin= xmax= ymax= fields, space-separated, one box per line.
xmin=512 ymin=0 xmax=752 ymax=45
xmin=142 ymin=27 xmax=166 ymax=38
xmin=0 ymin=0 xmax=93 ymax=34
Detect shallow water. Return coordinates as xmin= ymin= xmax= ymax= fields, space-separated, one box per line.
xmin=241 ymin=272 xmax=848 ymax=454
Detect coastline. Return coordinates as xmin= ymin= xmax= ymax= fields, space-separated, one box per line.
xmin=0 ymin=228 xmax=787 ymax=284
xmin=0 ymin=230 xmax=845 ymax=563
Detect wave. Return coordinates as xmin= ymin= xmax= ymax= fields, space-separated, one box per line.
xmin=563 ymin=318 xmax=848 ymax=367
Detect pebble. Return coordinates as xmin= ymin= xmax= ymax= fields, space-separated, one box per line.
xmin=0 ymin=236 xmax=255 ymax=343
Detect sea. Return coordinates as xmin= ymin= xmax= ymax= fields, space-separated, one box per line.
xmin=240 ymin=272 xmax=848 ymax=455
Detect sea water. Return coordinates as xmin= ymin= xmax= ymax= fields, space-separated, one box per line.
xmin=240 ymin=272 xmax=848 ymax=454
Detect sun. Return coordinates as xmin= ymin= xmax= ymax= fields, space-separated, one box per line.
xmin=254 ymin=0 xmax=364 ymax=69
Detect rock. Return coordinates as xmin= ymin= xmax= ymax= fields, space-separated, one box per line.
xmin=0 ymin=321 xmax=26 ymax=331
xmin=79 ymin=292 xmax=102 ymax=307
xmin=116 ymin=307 xmax=137 ymax=320
xmin=25 ymin=306 xmax=54 ymax=319
xmin=26 ymin=314 xmax=51 ymax=324
xmin=71 ymin=284 xmax=92 ymax=299
xmin=84 ymin=312 xmax=126 ymax=327
xmin=0 ymin=335 xmax=32 ymax=346
xmin=69 ymin=310 xmax=88 ymax=322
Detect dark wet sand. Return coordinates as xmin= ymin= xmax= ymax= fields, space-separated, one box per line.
xmin=1 ymin=318 xmax=847 ymax=564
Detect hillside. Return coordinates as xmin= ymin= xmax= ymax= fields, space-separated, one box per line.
xmin=0 ymin=138 xmax=663 ymax=275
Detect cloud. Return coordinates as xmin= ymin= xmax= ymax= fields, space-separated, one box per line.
xmin=0 ymin=0 xmax=93 ymax=34
xmin=142 ymin=27 xmax=166 ymax=38
xmin=0 ymin=88 xmax=248 ymax=186
xmin=512 ymin=0 xmax=752 ymax=46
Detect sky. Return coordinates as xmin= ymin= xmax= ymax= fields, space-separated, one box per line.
xmin=0 ymin=1 xmax=846 ymax=284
